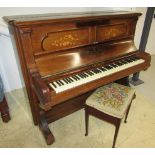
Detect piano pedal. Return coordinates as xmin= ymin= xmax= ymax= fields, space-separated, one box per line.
xmin=39 ymin=110 xmax=55 ymax=145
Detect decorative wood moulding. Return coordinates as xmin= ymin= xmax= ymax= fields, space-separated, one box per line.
xmin=19 ymin=27 xmax=32 ymax=34
xmin=96 ymin=23 xmax=127 ymax=42
xmin=41 ymin=28 xmax=90 ymax=52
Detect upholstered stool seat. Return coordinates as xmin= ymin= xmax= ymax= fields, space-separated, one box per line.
xmin=85 ymin=83 xmax=136 ymax=148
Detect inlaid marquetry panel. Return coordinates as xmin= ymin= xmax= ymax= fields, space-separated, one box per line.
xmin=41 ymin=28 xmax=90 ymax=52
xmin=96 ymin=24 xmax=128 ymax=42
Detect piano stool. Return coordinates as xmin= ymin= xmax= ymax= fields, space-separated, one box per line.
xmin=84 ymin=83 xmax=136 ymax=148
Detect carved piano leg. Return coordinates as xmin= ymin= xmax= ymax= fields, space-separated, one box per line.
xmin=0 ymin=97 xmax=11 ymax=123
xmin=39 ymin=109 xmax=55 ymax=145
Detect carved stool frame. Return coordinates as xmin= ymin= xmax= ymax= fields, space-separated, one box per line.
xmin=85 ymin=93 xmax=136 ymax=148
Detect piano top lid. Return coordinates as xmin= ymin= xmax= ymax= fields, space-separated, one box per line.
xmin=3 ymin=11 xmax=142 ymax=26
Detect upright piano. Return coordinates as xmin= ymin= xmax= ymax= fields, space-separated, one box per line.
xmin=4 ymin=11 xmax=151 ymax=145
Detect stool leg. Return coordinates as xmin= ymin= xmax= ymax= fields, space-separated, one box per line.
xmin=124 ymin=103 xmax=132 ymax=123
xmin=85 ymin=107 xmax=89 ymax=136
xmin=112 ymin=119 xmax=121 ymax=148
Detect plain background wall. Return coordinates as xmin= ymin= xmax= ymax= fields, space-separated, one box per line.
xmin=0 ymin=7 xmax=154 ymax=92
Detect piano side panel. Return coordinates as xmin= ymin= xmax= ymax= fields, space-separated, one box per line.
xmin=8 ymin=25 xmax=40 ymax=125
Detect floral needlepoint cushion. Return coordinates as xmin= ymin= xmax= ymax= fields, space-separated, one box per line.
xmin=86 ymin=83 xmax=135 ymax=118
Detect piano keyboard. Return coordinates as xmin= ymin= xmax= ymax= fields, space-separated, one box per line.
xmin=49 ymin=56 xmax=144 ymax=93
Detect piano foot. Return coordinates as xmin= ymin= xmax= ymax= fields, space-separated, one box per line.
xmin=129 ymin=72 xmax=144 ymax=86
xmin=0 ymin=97 xmax=11 ymax=123
xmin=129 ymin=78 xmax=144 ymax=86
xmin=39 ymin=110 xmax=55 ymax=145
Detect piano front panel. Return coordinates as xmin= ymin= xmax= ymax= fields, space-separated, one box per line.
xmin=30 ymin=16 xmax=137 ymax=57
xmin=96 ymin=23 xmax=128 ymax=42
xmin=41 ymin=28 xmax=90 ymax=52
xmin=31 ymin=23 xmax=92 ymax=55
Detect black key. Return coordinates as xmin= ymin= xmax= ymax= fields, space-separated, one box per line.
xmin=130 ymin=57 xmax=137 ymax=61
xmin=99 ymin=67 xmax=106 ymax=71
xmin=104 ymin=65 xmax=112 ymax=70
xmin=113 ymin=63 xmax=118 ymax=67
xmin=110 ymin=64 xmax=117 ymax=67
xmin=119 ymin=60 xmax=126 ymax=64
xmin=127 ymin=59 xmax=133 ymax=63
xmin=63 ymin=78 xmax=69 ymax=84
xmin=124 ymin=59 xmax=131 ymax=63
xmin=127 ymin=58 xmax=135 ymax=62
xmin=51 ymin=83 xmax=57 ymax=88
xmin=59 ymin=80 xmax=64 ymax=85
xmin=68 ymin=77 xmax=73 ymax=82
xmin=83 ymin=73 xmax=88 ymax=77
xmin=92 ymin=69 xmax=98 ymax=74
xmin=86 ymin=71 xmax=91 ymax=76
xmin=115 ymin=62 xmax=123 ymax=66
xmin=80 ymin=73 xmax=85 ymax=78
xmin=96 ymin=69 xmax=101 ymax=73
xmin=89 ymin=71 xmax=94 ymax=75
xmin=101 ymin=67 xmax=107 ymax=71
xmin=75 ymin=75 xmax=81 ymax=80
xmin=78 ymin=74 xmax=83 ymax=78
xmin=121 ymin=60 xmax=128 ymax=64
xmin=93 ymin=68 xmax=100 ymax=73
xmin=66 ymin=77 xmax=71 ymax=83
xmin=134 ymin=56 xmax=139 ymax=60
xmin=109 ymin=65 xmax=114 ymax=68
xmin=72 ymin=76 xmax=78 ymax=81
xmin=81 ymin=73 xmax=86 ymax=78
xmin=82 ymin=73 xmax=88 ymax=78
xmin=56 ymin=81 xmax=61 ymax=86
xmin=96 ymin=68 xmax=102 ymax=72
xmin=87 ymin=71 xmax=93 ymax=76
xmin=130 ymin=57 xmax=139 ymax=61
